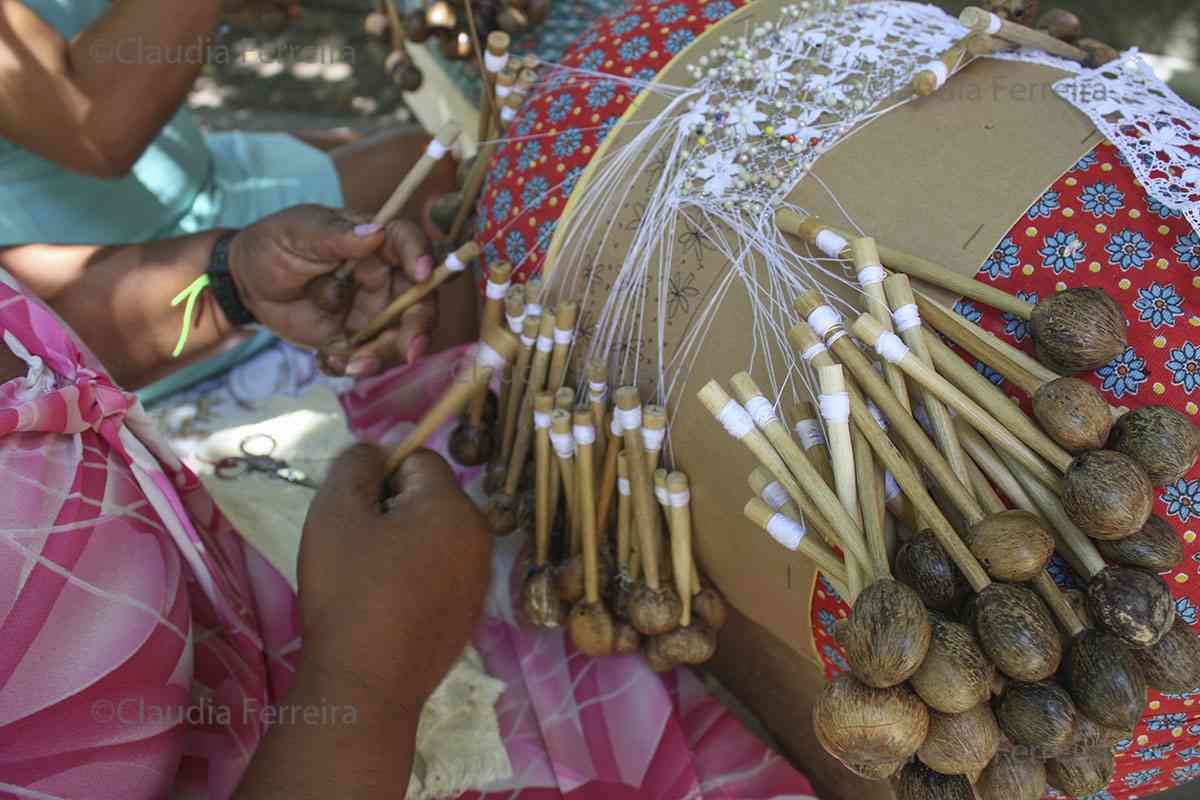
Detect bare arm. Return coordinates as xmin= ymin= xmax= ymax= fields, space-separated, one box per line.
xmin=0 ymin=0 xmax=222 ymax=177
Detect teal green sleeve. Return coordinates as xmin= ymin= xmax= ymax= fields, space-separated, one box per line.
xmin=15 ymin=0 xmax=108 ymax=38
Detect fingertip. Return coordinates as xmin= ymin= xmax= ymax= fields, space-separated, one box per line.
xmin=389 ymin=447 xmax=457 ymax=495
xmin=414 ymin=254 xmax=434 ymax=282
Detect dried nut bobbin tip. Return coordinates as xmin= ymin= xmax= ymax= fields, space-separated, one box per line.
xmin=1064 ymin=627 xmax=1148 ymax=731
xmin=965 ymin=509 xmax=1055 ymax=583
xmin=1032 ymin=377 xmax=1112 ymax=453
xmin=612 ymin=622 xmax=641 ymax=656
xmin=916 ymin=702 xmax=1001 ymax=777
xmin=976 ymin=751 xmax=1047 ymax=800
xmin=909 ymin=614 xmax=995 ymax=714
xmin=812 ymin=674 xmax=929 ymax=767
xmin=1107 ymin=404 xmax=1200 ymax=486
xmin=1086 ymin=565 xmax=1175 ymax=649
xmin=521 ymin=566 xmax=566 ymax=628
xmin=567 ymin=602 xmax=616 ymax=657
xmin=895 ymin=530 xmax=969 ymax=612
xmin=995 ymin=680 xmax=1076 ymax=755
xmin=1132 ymin=623 xmax=1200 ymax=694
xmin=447 ymin=420 xmax=494 ymax=466
xmin=1061 ymin=449 xmax=1154 ymax=541
xmin=486 ymin=492 xmax=518 ymax=536
xmin=974 ymin=582 xmax=1063 ymax=682
xmin=894 ymin=761 xmax=975 ymax=800
xmin=1047 ymin=748 xmax=1116 ymax=797
xmin=1029 ymin=286 xmax=1127 ymax=374
xmin=1095 ymin=513 xmax=1185 ymax=573
xmin=833 ymin=578 xmax=932 ymax=689
xmin=652 ymin=624 xmax=717 ymax=666
xmin=628 ymin=585 xmax=683 ymax=636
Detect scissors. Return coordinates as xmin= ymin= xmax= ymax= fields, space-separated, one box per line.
xmin=214 ymin=433 xmax=320 ymax=489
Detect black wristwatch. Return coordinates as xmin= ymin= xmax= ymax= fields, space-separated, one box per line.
xmin=207 ymin=230 xmax=258 ymax=327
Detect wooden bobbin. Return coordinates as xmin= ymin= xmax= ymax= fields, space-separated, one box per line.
xmin=494 ymin=284 xmax=526 ymax=444
xmin=912 ymin=33 xmax=977 ymax=97
xmin=550 ymin=410 xmax=579 ymax=553
xmin=615 ymin=387 xmax=664 ymax=590
xmin=959 ymin=5 xmax=1088 ymax=62
xmin=545 ymin=302 xmax=579 ymax=392
xmin=587 ymin=359 xmax=609 ymax=470
xmin=616 ymin=451 xmax=633 ymax=573
xmin=792 ymin=399 xmax=836 ymax=488
xmin=387 ymin=326 xmax=519 ymax=471
xmin=643 ymin=405 xmax=668 ymax=474
xmin=465 ymin=261 xmax=514 ymax=427
xmin=352 ymin=240 xmax=482 ymax=346
xmin=817 ymin=365 xmax=865 ymax=571
xmin=742 ymin=498 xmax=850 ymax=591
xmin=335 ymin=121 xmax=462 ymax=282
xmin=533 ymin=392 xmax=555 ymax=566
xmin=550 ymin=387 xmax=576 ymax=541
xmin=502 ymin=312 xmax=557 ymax=496
xmin=595 ymin=412 xmax=621 ymax=536
xmin=499 ymin=314 xmax=539 ymax=466
xmin=574 ymin=410 xmax=601 ymax=605
xmin=666 ymin=472 xmax=694 ymax=626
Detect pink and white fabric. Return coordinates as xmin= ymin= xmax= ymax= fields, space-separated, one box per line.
xmin=0 ymin=272 xmax=816 ymax=800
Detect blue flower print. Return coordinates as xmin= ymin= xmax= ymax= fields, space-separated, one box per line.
xmin=703 ymin=0 xmax=736 ymax=20
xmin=665 ymin=29 xmax=695 ymax=54
xmin=611 ymin=13 xmax=641 ymax=35
xmin=522 ymin=176 xmax=549 ymax=210
xmin=1106 ymin=229 xmax=1153 ymax=270
xmin=818 ymin=574 xmax=842 ymax=603
xmin=492 ymin=188 xmax=512 ymax=221
xmin=561 ymin=165 xmax=584 ymax=196
xmin=586 ymin=79 xmax=615 ymax=108
xmin=493 ymin=156 xmax=510 ymax=177
xmin=1192 ymin=721 xmax=1200 ymax=736
xmin=818 ymin=609 xmax=838 ymax=634
xmin=1028 ymin=190 xmax=1061 ymax=220
xmin=1080 ymin=180 xmax=1125 ymax=217
xmin=656 ymin=3 xmax=687 ymax=23
xmin=1002 ymin=291 xmax=1037 ymax=341
xmin=547 ymin=93 xmax=573 ymax=123
xmin=516 ymin=141 xmax=542 ymax=171
xmin=505 ymin=230 xmax=527 ymax=266
xmin=1134 ymin=283 xmax=1185 ymax=327
xmin=1115 ymin=737 xmax=1132 ymax=753
xmin=1164 ymin=479 xmax=1200 ymax=522
xmin=1167 ymin=342 xmax=1200 ymax=393
xmin=1177 ymin=596 xmax=1199 ymax=625
xmin=619 ymin=35 xmax=650 ymax=61
xmin=1167 ymin=689 xmax=1200 ymax=701
xmin=1073 ymin=152 xmax=1099 ymax=172
xmin=1136 ymin=743 xmax=1174 ymax=761
xmin=579 ymin=49 xmax=604 ymax=72
xmin=982 ymin=236 xmax=1020 ymax=279
xmin=546 ymin=67 xmax=570 ymax=91
xmin=822 ymin=644 xmax=849 ymax=672
xmin=1176 ymin=232 xmax=1200 ymax=270
xmin=1040 ymin=229 xmax=1085 ymax=274
xmin=535 ymin=219 xmax=556 ymax=251
xmin=515 ymin=114 xmax=536 ymax=138
xmin=596 ymin=115 xmax=619 ymax=144
xmin=1175 ymin=764 xmax=1200 ymax=783
xmin=1097 ymin=347 xmax=1147 ymax=399
xmin=1081 ymin=791 xmax=1113 ymax=800
xmin=953 ymin=299 xmax=982 ymax=323
xmin=633 ymin=67 xmax=657 ymax=83
xmin=1147 ymin=713 xmax=1189 ymax=731
xmin=554 ymin=128 xmax=582 ymax=158
xmin=1183 ymin=745 xmax=1200 ymax=762
xmin=1148 ymin=196 xmax=1184 ymax=219
xmin=1124 ymin=769 xmax=1160 ymax=788
xmin=975 ymin=362 xmax=1004 ymax=386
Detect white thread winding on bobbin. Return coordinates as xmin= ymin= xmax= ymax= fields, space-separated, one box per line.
xmin=761 ymin=480 xmax=790 ymax=510
xmin=520 ymin=333 xmax=536 ymax=347
xmin=553 ymin=328 xmax=574 ymax=345
xmin=533 ymin=411 xmax=552 ymax=430
xmin=921 ymin=60 xmax=950 ymax=90
xmin=867 ymin=401 xmax=889 ymax=431
xmin=814 ymin=229 xmax=848 ymax=258
xmin=884 ymin=471 xmax=901 ymax=502
xmin=744 ymin=396 xmax=778 ymax=427
xmin=655 ymin=486 xmax=670 ymax=505
xmin=618 ymin=477 xmax=631 ymax=496
xmin=801 ymin=342 xmax=827 ymax=363
xmin=642 ymin=426 xmax=667 ymax=452
xmin=550 ymin=431 xmax=576 ymax=458
xmin=486 ymin=279 xmax=511 ymax=300
xmin=891 ymin=303 xmax=921 ymax=332
xmin=819 ymin=392 xmax=851 ymax=424
xmin=807 ymin=305 xmax=845 ymax=345
xmin=507 ymin=313 xmax=526 ymax=333
xmin=857 ymin=264 xmax=886 ymax=286
xmin=525 ymin=303 xmax=543 ymax=318
xmin=589 ymin=380 xmax=607 ymax=400
xmin=495 ymin=84 xmax=513 ymax=98
xmin=501 ymin=107 xmax=517 ymax=123
xmin=795 ymin=419 xmax=826 ymax=450
xmin=610 ymin=415 xmax=623 ymax=437
xmin=484 ymin=50 xmax=510 ymax=73
xmin=616 ymin=406 xmax=643 ymax=432
xmin=715 ymin=400 xmax=756 ymax=440
xmin=765 ymin=512 xmax=806 ymax=550
xmin=536 ymin=335 xmax=553 ymax=353
xmin=573 ymin=425 xmax=596 ymax=445
xmin=446 ymin=252 xmax=467 ymax=273
xmin=669 ymin=490 xmax=690 ymax=508
xmin=426 ymin=140 xmax=450 ymax=160
xmin=476 ymin=342 xmax=507 ymax=370
xmin=984 ymin=11 xmax=1003 ymax=33
xmin=874 ymin=330 xmax=911 ymax=364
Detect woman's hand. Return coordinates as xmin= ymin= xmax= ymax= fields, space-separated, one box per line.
xmin=297 ymin=445 xmax=493 ymax=709
xmin=229 ymin=205 xmax=438 ymax=378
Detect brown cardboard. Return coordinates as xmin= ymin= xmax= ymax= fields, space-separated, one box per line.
xmin=546 ymin=0 xmax=1098 ymax=667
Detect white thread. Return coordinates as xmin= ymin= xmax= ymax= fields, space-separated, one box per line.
xmin=670 ymin=490 xmax=690 ymax=507
xmin=526 ymin=303 xmax=543 ymax=317
xmin=744 ymin=395 xmax=778 ymax=427
xmin=819 ymin=392 xmax=851 ymax=424
xmin=867 ymin=401 xmax=889 ymax=431
xmin=495 ymin=84 xmax=513 ymax=98
xmin=795 ymin=419 xmax=825 ymax=450
xmin=617 ymin=407 xmax=642 ymax=431
xmin=520 ymin=334 xmax=535 ymax=347
xmin=484 ymin=51 xmax=509 ymax=73
xmin=476 ymin=342 xmax=507 ymax=370
xmin=892 ymin=303 xmax=921 ymax=332
xmin=553 ymin=328 xmax=574 ymax=345
xmin=642 ymin=426 xmax=666 ymax=452
xmin=486 ymin=279 xmax=511 ymax=300
xmin=875 ymin=331 xmax=911 ymax=364
xmin=611 ymin=416 xmax=623 ymax=437
xmin=425 ymin=140 xmax=450 ymax=160
xmin=507 ymin=312 xmax=525 ymax=333
xmin=801 ymin=342 xmax=827 ymax=363
xmin=762 ymin=480 xmax=790 ymax=510
xmin=814 ymin=229 xmax=848 ymax=258
xmin=985 ymin=11 xmax=1003 ymax=33
xmin=446 ymin=252 xmax=467 ymax=272
xmin=533 ymin=411 xmax=551 ymax=429
xmin=766 ymin=513 xmax=806 ymax=550
xmin=884 ymin=471 xmax=901 ymax=502
xmin=655 ymin=486 xmax=670 ymax=505
xmin=589 ymin=380 xmax=607 ymax=400
xmin=922 ymin=60 xmax=950 ymax=89
xmin=536 ymin=335 xmax=553 ymax=353
xmin=618 ymin=477 xmax=631 ymax=496
xmin=573 ymin=424 xmax=596 ymax=445
xmin=501 ymin=107 xmax=516 ymax=123
xmin=716 ymin=399 xmax=756 ymax=439
xmin=807 ymin=305 xmax=843 ymax=339
xmin=550 ymin=431 xmax=575 ymax=458
xmin=857 ymin=264 xmax=886 ymax=286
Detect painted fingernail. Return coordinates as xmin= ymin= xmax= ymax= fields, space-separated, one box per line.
xmin=345 ymin=357 xmax=380 ymax=377
xmin=354 ymin=223 xmax=383 ymax=237
xmin=406 ymin=335 xmax=430 ymax=364
xmin=415 ymin=254 xmax=434 ymax=281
